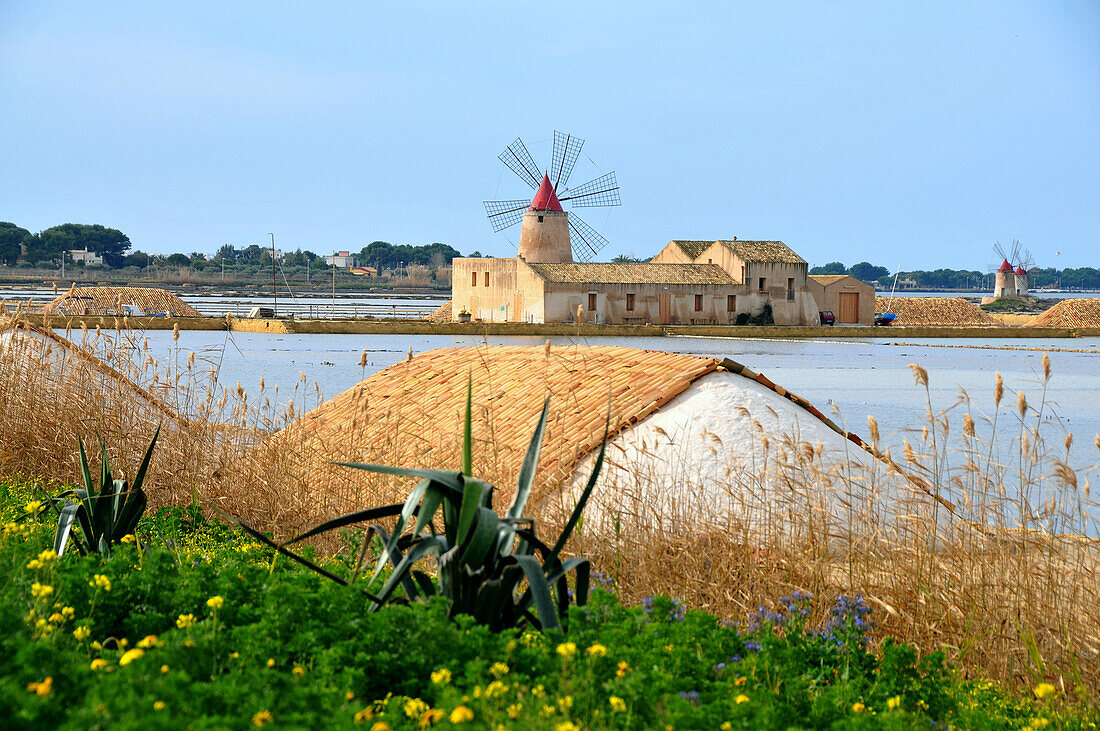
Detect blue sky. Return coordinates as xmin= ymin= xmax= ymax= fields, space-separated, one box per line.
xmin=2 ymin=1 xmax=1097 ymax=270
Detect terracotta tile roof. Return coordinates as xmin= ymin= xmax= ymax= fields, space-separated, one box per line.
xmin=715 ymin=240 xmax=805 ymax=264
xmin=276 ymin=345 xmax=720 ymax=504
xmin=1026 ymin=299 xmax=1100 ymax=328
xmin=42 ymin=287 xmax=202 ymax=317
xmin=808 ymin=274 xmax=849 ymax=286
xmin=526 ymin=262 xmax=734 ymax=285
xmin=669 ymin=241 xmax=714 ymax=259
xmin=670 ymin=240 xmax=806 ymax=265
xmin=875 ymin=297 xmax=997 ymax=326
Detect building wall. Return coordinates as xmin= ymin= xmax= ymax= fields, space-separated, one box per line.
xmin=541 ymin=281 xmax=738 ymax=325
xmin=807 ymin=276 xmax=876 ymax=325
xmin=651 ymin=242 xmax=695 ymax=265
xmin=695 ymin=245 xmax=816 ymax=326
xmin=452 ymin=258 xmax=523 ymax=322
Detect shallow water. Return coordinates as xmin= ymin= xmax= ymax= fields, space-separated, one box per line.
xmin=76 ymin=328 xmax=1100 ymax=449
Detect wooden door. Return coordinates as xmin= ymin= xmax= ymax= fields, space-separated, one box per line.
xmin=838 ymin=292 xmax=859 ymax=323
xmin=659 ymin=294 xmax=672 ymax=324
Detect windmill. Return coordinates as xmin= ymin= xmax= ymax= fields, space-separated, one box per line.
xmin=483 ymin=131 xmax=621 ymax=263
xmin=991 ymin=240 xmax=1028 ymax=298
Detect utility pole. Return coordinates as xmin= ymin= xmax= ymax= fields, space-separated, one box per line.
xmin=270 ymin=233 xmax=277 ymax=317
xmin=331 ymin=250 xmax=336 ymax=316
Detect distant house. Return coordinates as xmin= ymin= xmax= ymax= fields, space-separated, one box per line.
xmin=807 ymin=275 xmax=875 ymax=325
xmin=69 ymin=248 xmax=103 ymax=266
xmin=324 ymin=251 xmax=355 ymax=268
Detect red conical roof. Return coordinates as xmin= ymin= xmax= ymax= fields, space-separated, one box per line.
xmin=529 ymin=173 xmax=563 ymax=212
xmin=998 ymin=258 xmax=1013 ymax=272
xmin=1015 ymin=266 xmax=1026 ymax=275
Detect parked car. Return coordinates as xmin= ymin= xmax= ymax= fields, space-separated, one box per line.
xmin=819 ymin=310 xmax=835 ymax=326
xmin=874 ymin=312 xmax=896 ymax=326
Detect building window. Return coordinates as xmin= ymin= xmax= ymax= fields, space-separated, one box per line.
xmin=758 ymin=277 xmax=766 ymax=292
xmin=588 ymin=292 xmax=597 ymax=311
xmin=694 ymin=294 xmax=703 ymax=311
xmin=471 ymin=271 xmax=478 ymax=287
xmin=740 ymin=265 xmax=745 ymax=283
xmin=707 ymin=258 xmax=712 ymax=264
xmin=727 ymin=294 xmax=736 ymax=312
xmin=787 ymin=277 xmax=795 ymax=301
xmin=626 ymin=293 xmax=635 ymax=311
xmin=483 ymin=271 xmax=489 ymax=287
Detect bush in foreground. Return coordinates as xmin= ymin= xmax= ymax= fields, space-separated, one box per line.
xmin=0 ymin=476 xmax=1094 ymax=729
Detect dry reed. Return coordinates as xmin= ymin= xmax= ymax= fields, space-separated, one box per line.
xmin=0 ymin=313 xmax=1097 ymax=695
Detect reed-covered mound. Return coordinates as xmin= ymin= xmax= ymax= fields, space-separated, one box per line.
xmin=876 ymin=296 xmax=996 ymax=326
xmin=426 ymin=301 xmax=453 ymax=322
xmin=1025 ymin=298 xmax=1100 ymax=328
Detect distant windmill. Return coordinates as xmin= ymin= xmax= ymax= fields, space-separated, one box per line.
xmin=992 ymin=240 xmax=1029 ymax=298
xmin=483 ymin=131 xmax=621 ymax=263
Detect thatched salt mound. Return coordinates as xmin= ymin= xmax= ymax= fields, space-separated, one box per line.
xmin=42 ymin=286 xmax=202 ymax=317
xmin=426 ymin=301 xmax=453 ymax=322
xmin=876 ymin=297 xmax=996 ymax=326
xmin=1026 ymin=299 xmax=1100 ymax=329
xmin=276 ymin=345 xmax=941 ymax=540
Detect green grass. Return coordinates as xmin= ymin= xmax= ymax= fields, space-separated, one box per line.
xmin=0 ymin=475 xmax=1093 ymax=729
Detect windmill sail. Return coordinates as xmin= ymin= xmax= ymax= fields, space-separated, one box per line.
xmin=559 ymin=171 xmax=621 ymax=208
xmin=483 ymin=199 xmax=531 ymax=232
xmin=551 ymin=131 xmax=584 ymax=191
xmin=498 ymin=138 xmax=542 ymax=190
xmin=567 ymin=213 xmax=609 ymax=262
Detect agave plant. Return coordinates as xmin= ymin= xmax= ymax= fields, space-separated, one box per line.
xmin=46 ymin=428 xmax=160 ymax=556
xmin=238 ymin=380 xmax=606 ymax=634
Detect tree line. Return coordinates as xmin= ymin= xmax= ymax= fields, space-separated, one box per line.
xmin=0 ymin=222 xmax=464 ymax=272
xmin=810 ymin=260 xmax=1100 ymax=290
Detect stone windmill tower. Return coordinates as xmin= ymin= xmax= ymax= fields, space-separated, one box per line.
xmin=484 ymin=132 xmax=621 ymax=263
xmin=992 ymin=241 xmax=1020 ymax=298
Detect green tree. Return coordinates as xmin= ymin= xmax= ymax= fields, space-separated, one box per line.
xmin=809 ymin=261 xmax=847 ymax=275
xmin=166 ymin=253 xmax=190 ymax=266
xmin=215 ymin=244 xmax=238 ymax=262
xmin=0 ymin=222 xmax=30 ymax=266
xmin=35 ymin=224 xmax=132 ymax=267
xmin=123 ymin=251 xmax=151 ymax=268
xmin=848 ymin=262 xmax=889 ymax=282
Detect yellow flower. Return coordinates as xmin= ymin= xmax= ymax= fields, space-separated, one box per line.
xmin=48 ymin=612 xmax=65 ymax=624
xmin=1034 ymin=683 xmax=1056 ymax=700
xmin=404 ymin=697 xmax=429 ymax=718
xmin=353 ymin=707 xmax=375 ymax=724
xmin=252 ymin=709 xmax=273 ymax=726
xmin=176 ymin=613 xmax=196 ymax=629
xmin=161 ymin=665 xmax=169 ymax=674
xmin=586 ymin=643 xmax=608 ymax=657
xmin=616 ymin=661 xmax=631 ymax=677
xmin=736 ymin=694 xmax=750 ymax=704
xmin=292 ymin=665 xmax=306 ymax=678
xmin=721 ymin=724 xmax=732 ymax=731
xmin=90 ymin=574 xmax=111 ymax=591
xmin=153 ymin=700 xmax=166 ymax=711
xmin=734 ymin=675 xmax=746 ymax=686
xmin=449 ymin=705 xmax=475 ymax=723
xmin=419 ymin=708 xmax=444 ymax=727
xmin=531 ymin=684 xmax=545 ymax=698
xmin=26 ymin=559 xmax=42 ymax=571
xmin=506 ymin=704 xmax=523 ymax=719
xmin=37 ymin=549 xmax=57 ymax=562
xmin=119 ymin=638 xmax=129 ymax=649
xmin=852 ymin=702 xmax=866 ymax=713
xmin=557 ymin=695 xmax=574 ymax=711
xmin=119 ymin=648 xmax=145 ymax=666
xmin=369 ymin=723 xmax=390 ymax=731
xmin=266 ymin=658 xmax=276 ymax=668
xmin=430 ymin=668 xmax=452 ymax=685
xmin=345 ymin=691 xmax=355 ymax=701
xmin=24 ymin=500 xmax=43 ymax=514
xmin=120 ymin=534 xmax=136 ymax=544
xmin=207 ymin=595 xmax=225 ymax=610
xmin=556 ymin=723 xmax=580 ymax=731
xmin=541 ymin=705 xmax=555 ymax=718
xmin=490 ymin=661 xmax=510 ymax=677
xmin=609 ymin=696 xmax=627 ymax=712
xmin=556 ymin=642 xmax=577 ymax=657
xmin=137 ymin=635 xmax=159 ymax=649
xmin=90 ymin=659 xmax=108 ymax=670
xmin=26 ymin=677 xmax=53 ymax=697
xmin=73 ymin=625 xmax=91 ymax=641
xmin=91 ymin=641 xmax=103 ymax=651
xmin=31 ymin=582 xmax=54 ymax=598
xmin=61 ymin=606 xmax=74 ymax=619
xmin=887 ymin=695 xmax=902 ymax=711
